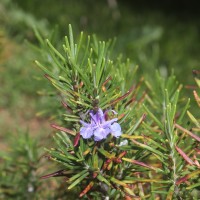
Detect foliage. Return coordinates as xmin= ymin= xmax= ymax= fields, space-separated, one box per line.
xmin=35 ymin=25 xmax=200 ymax=199
xmin=0 ymin=133 xmax=40 ymax=199
xmin=0 ymin=0 xmax=200 ymax=199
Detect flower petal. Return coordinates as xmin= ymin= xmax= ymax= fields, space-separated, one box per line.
xmin=80 ymin=120 xmax=90 ymax=127
xmin=110 ymin=123 xmax=122 ymax=137
xmin=89 ymin=111 xmax=97 ymax=123
xmin=90 ymin=109 xmax=105 ymax=124
xmin=93 ymin=127 xmax=110 ymax=141
xmin=97 ymin=109 xmax=105 ymax=123
xmin=80 ymin=126 xmax=94 ymax=139
xmin=102 ymin=118 xmax=118 ymax=127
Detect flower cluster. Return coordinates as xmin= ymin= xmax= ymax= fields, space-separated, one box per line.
xmin=80 ymin=109 xmax=122 ymax=141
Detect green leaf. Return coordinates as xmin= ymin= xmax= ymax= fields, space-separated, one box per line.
xmin=131 ymin=139 xmax=167 ymax=162
xmin=143 ymin=104 xmax=164 ymax=130
xmin=177 ymin=98 xmax=190 ymax=123
xmin=98 ymin=148 xmax=115 ymax=159
xmin=187 ymin=110 xmax=200 ymax=128
xmin=48 ymin=149 xmax=77 ymax=162
xmin=68 ymin=169 xmax=88 ymax=182
xmin=95 ymin=41 xmax=105 ymax=87
xmin=166 ymin=184 xmax=174 ymax=200
xmin=123 ymin=177 xmax=170 ymax=184
xmin=57 ymin=131 xmax=73 ymax=149
xmin=34 ymin=28 xmax=44 ymax=46
xmin=164 ymin=89 xmax=170 ymax=108
xmin=151 ymin=190 xmax=168 ymax=194
xmin=126 ymin=114 xmax=146 ymax=134
xmin=97 ymin=174 xmax=111 ymax=187
xmin=122 ymin=158 xmax=162 ymax=172
xmin=46 ymin=39 xmax=65 ymax=62
xmin=171 ymin=90 xmax=179 ymax=120
xmin=93 ymin=153 xmax=99 ymax=169
xmin=176 ymin=169 xmax=200 ymax=185
xmin=53 ymin=135 xmax=70 ymax=155
xmin=145 ymin=137 xmax=167 ymax=152
xmin=75 ymin=31 xmax=83 ymax=62
xmin=186 ymin=182 xmax=200 ymax=190
xmin=110 ymin=177 xmax=127 ymax=187
xmin=80 ymin=36 xmax=90 ymax=68
xmin=142 ymin=122 xmax=163 ymax=140
xmin=68 ymin=172 xmax=89 ymax=190
xmin=35 ymin=60 xmax=57 ymax=79
xmin=69 ymin=24 xmax=75 ymax=61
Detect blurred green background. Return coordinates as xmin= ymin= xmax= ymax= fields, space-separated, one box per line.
xmin=0 ymin=0 xmax=200 ymax=187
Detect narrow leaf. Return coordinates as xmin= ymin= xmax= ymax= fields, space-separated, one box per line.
xmin=176 ymin=169 xmax=200 ymax=185
xmin=68 ymin=172 xmax=89 ymax=190
xmin=126 ymin=114 xmax=146 ymax=134
xmin=131 ymin=139 xmax=166 ymax=159
xmin=51 ymin=124 xmax=76 ymax=136
xmin=93 ymin=153 xmax=99 ymax=169
xmin=123 ymin=178 xmax=170 ymax=184
xmin=110 ymin=85 xmax=135 ymax=106
xmin=166 ymin=185 xmax=175 ymax=200
xmin=177 ymin=98 xmax=190 ymax=123
xmin=98 ymin=148 xmax=115 ymax=159
xmin=143 ymin=104 xmax=164 ymax=130
xmin=68 ymin=24 xmax=75 ymax=60
xmin=121 ymin=134 xmax=144 ymax=140
xmin=41 ymin=169 xmax=68 ymax=179
xmin=40 ymin=169 xmax=74 ymax=179
xmin=110 ymin=177 xmax=128 ymax=188
xmin=186 ymin=182 xmax=200 ymax=190
xmin=69 ymin=170 xmax=88 ymax=182
xmin=175 ymin=123 xmax=200 ymax=142
xmin=35 ymin=60 xmax=57 ymax=79
xmin=97 ymin=174 xmax=111 ymax=187
xmin=79 ymin=181 xmax=94 ymax=197
xmin=74 ymin=132 xmax=80 ymax=147
xmin=193 ymin=90 xmax=200 ymax=107
xmin=122 ymin=158 xmax=157 ymax=171
xmin=187 ymin=110 xmax=200 ymax=128
xmin=46 ymin=39 xmax=65 ymax=62
xmin=175 ymin=145 xmax=195 ymax=165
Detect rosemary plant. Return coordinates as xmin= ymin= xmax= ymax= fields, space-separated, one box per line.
xmin=35 ymin=25 xmax=200 ymax=199
xmin=0 ymin=133 xmax=40 ymax=200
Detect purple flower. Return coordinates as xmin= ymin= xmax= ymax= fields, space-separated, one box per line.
xmin=80 ymin=109 xmax=122 ymax=141
xmin=80 ymin=121 xmax=94 ymax=139
xmin=110 ymin=123 xmax=122 ymax=137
